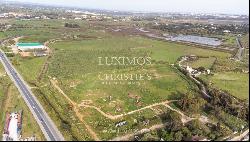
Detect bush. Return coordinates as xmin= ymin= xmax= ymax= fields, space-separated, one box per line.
xmin=64 ymin=23 xmax=80 ymax=28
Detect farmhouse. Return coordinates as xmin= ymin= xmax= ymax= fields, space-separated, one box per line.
xmin=16 ymin=42 xmax=46 ymax=51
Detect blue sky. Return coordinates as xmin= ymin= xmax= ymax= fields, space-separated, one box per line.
xmin=8 ymin=0 xmax=249 ymax=15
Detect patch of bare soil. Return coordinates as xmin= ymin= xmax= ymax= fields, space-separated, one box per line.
xmin=19 ymin=52 xmax=31 ymax=57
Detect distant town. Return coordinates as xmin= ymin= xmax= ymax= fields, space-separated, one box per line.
xmin=0 ymin=0 xmax=249 ymax=141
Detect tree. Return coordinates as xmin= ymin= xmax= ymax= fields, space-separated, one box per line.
xmin=168 ymin=112 xmax=183 ymax=131
xmin=161 ymin=131 xmax=174 ymax=141
xmin=197 ymin=66 xmax=206 ymax=72
xmin=11 ymin=58 xmax=20 ymax=66
xmin=215 ymin=122 xmax=221 ymax=131
xmin=181 ymin=127 xmax=192 ymax=140
xmin=209 ymin=88 xmax=249 ymax=121
xmin=187 ymin=120 xmax=204 ymax=136
xmin=141 ymin=133 xmax=159 ymax=141
xmin=178 ymin=92 xmax=206 ymax=114
xmin=174 ymin=131 xmax=183 ymax=141
xmin=64 ymin=23 xmax=80 ymax=28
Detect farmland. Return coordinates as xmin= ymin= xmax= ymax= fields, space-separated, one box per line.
xmin=0 ymin=17 xmax=248 ymax=141
xmin=0 ymin=32 xmax=6 ymax=40
xmin=201 ymin=72 xmax=249 ymax=100
xmin=187 ymin=57 xmax=216 ymax=69
xmin=12 ymin=55 xmax=47 ymax=82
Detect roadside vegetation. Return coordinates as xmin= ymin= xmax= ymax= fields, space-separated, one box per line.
xmin=0 ymin=64 xmax=45 ymax=140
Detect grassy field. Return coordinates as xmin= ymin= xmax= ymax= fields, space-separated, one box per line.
xmin=201 ymin=72 xmax=249 ymax=100
xmin=0 ymin=32 xmax=6 ymax=40
xmin=241 ymin=34 xmax=249 ymax=48
xmin=131 ymin=37 xmax=230 ymax=63
xmin=222 ymin=34 xmax=237 ymax=47
xmin=185 ymin=57 xmax=216 ymax=69
xmin=0 ymin=64 xmax=45 ymax=140
xmin=31 ymin=85 xmax=94 ymax=141
xmin=46 ymin=37 xmax=193 ymax=114
xmin=11 ymin=56 xmax=47 ymax=83
xmin=80 ymin=107 xmax=163 ymax=140
xmin=6 ymin=19 xmax=95 ymax=43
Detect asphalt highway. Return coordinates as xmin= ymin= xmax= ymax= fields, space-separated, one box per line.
xmin=0 ymin=51 xmax=64 ymax=141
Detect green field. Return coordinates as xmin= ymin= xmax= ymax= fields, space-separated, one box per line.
xmin=142 ymin=39 xmax=230 ymax=63
xmin=1 ymin=19 xmax=248 ymax=140
xmin=222 ymin=34 xmax=237 ymax=47
xmin=0 ymin=32 xmax=6 ymax=40
xmin=40 ymin=35 xmax=234 ymax=140
xmin=201 ymin=72 xmax=249 ymax=100
xmin=12 ymin=56 xmax=47 ymax=82
xmin=185 ymin=57 xmax=216 ymax=69
xmin=45 ymin=36 xmax=232 ymax=113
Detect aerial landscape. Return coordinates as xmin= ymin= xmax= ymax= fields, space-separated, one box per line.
xmin=0 ymin=0 xmax=249 ymax=141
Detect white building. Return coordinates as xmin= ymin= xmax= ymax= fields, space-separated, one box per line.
xmin=16 ymin=43 xmax=46 ymax=51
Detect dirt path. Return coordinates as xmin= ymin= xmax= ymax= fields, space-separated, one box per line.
xmin=50 ymin=78 xmax=76 ymax=105
xmin=50 ymin=78 xmax=100 ymax=141
xmin=13 ymin=36 xmax=23 ymax=43
xmin=78 ymin=100 xmax=176 ymax=120
xmin=163 ymin=103 xmax=215 ymax=125
xmin=50 ymin=78 xmax=177 ymax=121
xmin=163 ymin=103 xmax=195 ymax=124
xmin=72 ymin=104 xmax=100 ymax=141
xmin=110 ymin=101 xmax=191 ymax=141
xmin=37 ymin=58 xmax=49 ymax=82
xmin=37 ymin=39 xmax=61 ymax=82
xmin=111 ymin=104 xmax=215 ymax=141
xmin=50 ymin=78 xmax=214 ymax=141
xmin=178 ymin=56 xmax=211 ymax=99
xmin=229 ymin=129 xmax=249 ymax=141
xmin=111 ymin=122 xmax=169 ymax=141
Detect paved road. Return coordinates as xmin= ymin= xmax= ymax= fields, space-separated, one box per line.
xmin=0 ymin=50 xmax=64 ymax=141
xmin=235 ymin=37 xmax=244 ymax=60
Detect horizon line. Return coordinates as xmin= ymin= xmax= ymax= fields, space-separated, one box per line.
xmin=3 ymin=0 xmax=250 ymax=16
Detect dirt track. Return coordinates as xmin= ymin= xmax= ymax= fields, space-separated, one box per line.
xmin=50 ymin=78 xmax=100 ymax=141
xmin=111 ymin=103 xmax=214 ymax=141
xmin=229 ymin=129 xmax=249 ymax=141
xmin=50 ymin=78 xmax=215 ymax=141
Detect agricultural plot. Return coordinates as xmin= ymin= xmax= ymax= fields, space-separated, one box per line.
xmin=41 ymin=35 xmax=233 ymax=140
xmin=5 ymin=19 xmax=91 ymax=43
xmin=80 ymin=107 xmax=161 ymax=140
xmin=11 ymin=56 xmax=47 ymax=82
xmin=133 ymin=37 xmax=230 ymax=63
xmin=2 ymin=19 xmax=248 ymax=140
xmin=220 ymin=34 xmax=237 ymax=47
xmin=198 ymin=56 xmax=249 ymax=100
xmin=186 ymin=57 xmax=216 ymax=69
xmin=201 ymin=72 xmax=249 ymax=100
xmin=47 ymin=37 xmax=192 ymax=114
xmin=0 ymin=32 xmax=6 ymax=40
